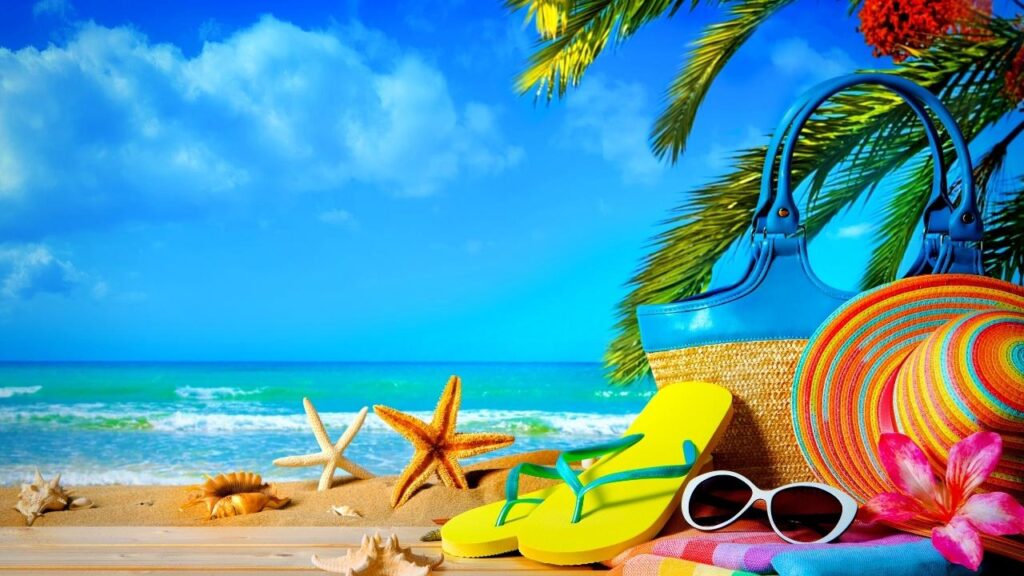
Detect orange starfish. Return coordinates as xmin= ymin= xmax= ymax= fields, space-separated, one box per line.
xmin=374 ymin=375 xmax=515 ymax=508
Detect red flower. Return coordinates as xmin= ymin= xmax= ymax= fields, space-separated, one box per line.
xmin=1007 ymin=47 xmax=1024 ymax=104
xmin=859 ymin=0 xmax=992 ymax=62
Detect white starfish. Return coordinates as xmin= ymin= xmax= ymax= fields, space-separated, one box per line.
xmin=274 ymin=398 xmax=374 ymax=491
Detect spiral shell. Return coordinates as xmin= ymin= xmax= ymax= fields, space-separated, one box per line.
xmin=181 ymin=471 xmax=289 ymax=519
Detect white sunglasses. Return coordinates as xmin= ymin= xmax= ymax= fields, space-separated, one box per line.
xmin=681 ymin=470 xmax=858 ymax=544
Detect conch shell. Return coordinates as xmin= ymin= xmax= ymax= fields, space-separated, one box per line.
xmin=181 ymin=471 xmax=289 ymax=519
xmin=15 ymin=470 xmax=72 ymax=526
xmin=312 ymin=532 xmax=442 ymax=575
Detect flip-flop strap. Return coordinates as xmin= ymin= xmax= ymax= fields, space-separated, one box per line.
xmin=494 ymin=434 xmax=646 ymax=527
xmin=495 ymin=463 xmax=564 ymax=526
xmin=557 ymin=438 xmax=699 ymax=524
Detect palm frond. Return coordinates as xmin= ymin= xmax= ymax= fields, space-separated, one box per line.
xmin=861 ymin=158 xmax=937 ymax=288
xmin=985 ymin=177 xmax=1024 ymax=281
xmin=652 ymin=0 xmax=794 ymax=161
xmin=509 ymin=1 xmax=703 ymax=99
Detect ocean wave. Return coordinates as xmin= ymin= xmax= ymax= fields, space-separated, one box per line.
xmin=174 ymin=386 xmax=266 ymax=400
xmin=0 ymin=404 xmax=634 ymax=436
xmin=594 ymin=389 xmax=654 ymax=399
xmin=0 ymin=386 xmax=42 ymax=399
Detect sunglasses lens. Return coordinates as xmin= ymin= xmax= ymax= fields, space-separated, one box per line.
xmin=687 ymin=474 xmax=753 ymax=527
xmin=771 ymin=486 xmax=844 ymax=543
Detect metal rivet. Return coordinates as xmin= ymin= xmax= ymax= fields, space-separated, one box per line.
xmin=777 ymin=208 xmax=790 ymax=218
xmin=961 ymin=213 xmax=975 ymax=224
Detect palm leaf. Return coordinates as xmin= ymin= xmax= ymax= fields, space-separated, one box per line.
xmin=652 ymin=0 xmax=794 ymax=160
xmin=985 ymin=178 xmax=1024 ymax=281
xmin=509 ymin=1 xmax=704 ymax=99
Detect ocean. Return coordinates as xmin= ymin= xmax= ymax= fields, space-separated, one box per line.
xmin=0 ymin=362 xmax=653 ymax=486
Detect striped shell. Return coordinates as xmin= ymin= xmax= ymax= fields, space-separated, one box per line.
xmin=181 ymin=471 xmax=288 ymax=519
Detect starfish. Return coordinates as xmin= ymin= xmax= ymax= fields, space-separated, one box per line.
xmin=374 ymin=375 xmax=515 ymax=508
xmin=273 ymin=398 xmax=374 ymax=491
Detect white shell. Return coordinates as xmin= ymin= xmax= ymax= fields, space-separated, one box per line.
xmin=69 ymin=497 xmax=94 ymax=510
xmin=311 ymin=532 xmax=442 ymax=575
xmin=329 ymin=505 xmax=363 ymax=519
xmin=15 ymin=470 xmax=70 ymax=526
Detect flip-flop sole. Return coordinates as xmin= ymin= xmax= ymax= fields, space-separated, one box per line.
xmin=440 ymin=484 xmax=558 ymax=558
xmin=517 ymin=381 xmax=733 ymax=565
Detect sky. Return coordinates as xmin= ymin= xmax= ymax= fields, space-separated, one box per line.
xmin=0 ymin=0 xmax=1014 ymax=362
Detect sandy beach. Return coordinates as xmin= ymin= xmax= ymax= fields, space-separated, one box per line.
xmin=1 ymin=450 xmax=562 ymax=528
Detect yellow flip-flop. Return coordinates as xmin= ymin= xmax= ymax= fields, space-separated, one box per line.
xmin=442 ymin=381 xmax=732 ymax=564
xmin=439 ymin=466 xmax=563 ymax=558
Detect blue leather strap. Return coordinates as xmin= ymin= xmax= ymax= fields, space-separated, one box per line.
xmin=495 ymin=434 xmax=700 ymax=526
xmin=753 ymin=80 xmax=949 ymax=235
xmin=770 ymin=74 xmax=982 ymax=241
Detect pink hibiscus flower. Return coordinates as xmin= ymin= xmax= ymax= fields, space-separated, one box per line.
xmin=863 ymin=431 xmax=1024 ymax=570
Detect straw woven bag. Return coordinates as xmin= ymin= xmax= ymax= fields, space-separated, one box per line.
xmin=637 ymin=74 xmax=986 ymax=486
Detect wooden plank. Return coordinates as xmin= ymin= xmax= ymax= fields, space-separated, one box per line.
xmin=0 ymin=547 xmax=576 ymax=571
xmin=0 ymin=527 xmax=598 ymax=573
xmin=0 ymin=527 xmax=438 ymax=548
xmin=0 ymin=541 xmax=598 ymax=569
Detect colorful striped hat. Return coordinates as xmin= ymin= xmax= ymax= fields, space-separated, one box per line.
xmin=791 ymin=274 xmax=1024 ymax=503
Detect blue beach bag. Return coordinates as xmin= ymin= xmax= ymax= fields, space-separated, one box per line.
xmin=636 ymin=74 xmax=984 ymax=485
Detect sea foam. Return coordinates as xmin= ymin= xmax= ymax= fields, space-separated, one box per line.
xmin=174 ymin=386 xmax=265 ymax=400
xmin=0 ymin=386 xmax=42 ymax=399
xmin=0 ymin=404 xmax=633 ymax=437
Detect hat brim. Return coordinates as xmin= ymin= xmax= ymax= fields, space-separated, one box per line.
xmin=791 ymin=274 xmax=1024 ymax=502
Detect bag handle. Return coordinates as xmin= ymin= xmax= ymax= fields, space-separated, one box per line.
xmin=752 ymin=81 xmax=949 ymax=236
xmin=767 ymin=74 xmax=982 ymax=242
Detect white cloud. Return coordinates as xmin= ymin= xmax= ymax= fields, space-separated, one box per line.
xmin=0 ymin=244 xmax=82 ymax=301
xmin=32 ymin=0 xmax=73 ymax=19
xmin=0 ymin=16 xmax=520 ymax=236
xmin=834 ymin=222 xmax=874 ymax=239
xmin=771 ymin=37 xmax=855 ymax=82
xmin=318 ymin=209 xmax=358 ymax=228
xmin=563 ymin=75 xmax=663 ymax=183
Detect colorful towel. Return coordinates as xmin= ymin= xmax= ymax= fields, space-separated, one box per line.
xmin=771 ymin=539 xmax=978 ymax=576
xmin=605 ymin=523 xmax=921 ymax=574
xmin=612 ymin=554 xmax=758 ymax=576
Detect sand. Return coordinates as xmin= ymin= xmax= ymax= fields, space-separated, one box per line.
xmin=0 ymin=450 xmax=562 ymax=528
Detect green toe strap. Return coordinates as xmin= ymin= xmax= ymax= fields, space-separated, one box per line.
xmin=495 ymin=434 xmax=700 ymax=526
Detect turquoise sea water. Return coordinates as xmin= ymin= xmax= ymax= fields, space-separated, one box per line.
xmin=0 ymin=362 xmax=652 ymax=485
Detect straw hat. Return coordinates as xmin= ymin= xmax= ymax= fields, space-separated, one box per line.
xmin=791 ymin=274 xmax=1024 ymax=503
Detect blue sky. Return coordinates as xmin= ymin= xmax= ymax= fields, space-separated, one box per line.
xmin=0 ymin=0 xmax=1007 ymax=361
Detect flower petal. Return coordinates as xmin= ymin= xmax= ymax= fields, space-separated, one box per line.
xmin=878 ymin=433 xmax=938 ymax=504
xmin=959 ymin=492 xmax=1024 ymax=536
xmin=862 ymin=492 xmax=925 ymax=523
xmin=946 ymin=431 xmax=1002 ymax=503
xmin=932 ymin=517 xmax=984 ymax=571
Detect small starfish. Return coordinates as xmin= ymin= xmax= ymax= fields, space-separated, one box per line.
xmin=273 ymin=398 xmax=374 ymax=491
xmin=374 ymin=375 xmax=515 ymax=508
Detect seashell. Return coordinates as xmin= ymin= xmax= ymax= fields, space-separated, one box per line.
xmin=68 ymin=497 xmax=94 ymax=510
xmin=419 ymin=529 xmax=441 ymax=542
xmin=181 ymin=471 xmax=289 ymax=519
xmin=15 ymin=470 xmax=71 ymax=526
xmin=329 ymin=504 xmax=362 ymax=519
xmin=312 ymin=532 xmax=443 ymax=575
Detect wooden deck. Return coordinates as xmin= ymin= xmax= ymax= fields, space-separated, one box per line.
xmin=0 ymin=527 xmax=596 ymax=575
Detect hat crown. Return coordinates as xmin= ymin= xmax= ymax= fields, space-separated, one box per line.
xmin=894 ymin=309 xmax=1024 ymax=492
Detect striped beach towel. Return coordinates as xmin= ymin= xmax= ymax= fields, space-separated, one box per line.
xmin=605 ymin=524 xmax=921 ymax=574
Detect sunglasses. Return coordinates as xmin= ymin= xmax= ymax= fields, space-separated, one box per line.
xmin=681 ymin=471 xmax=858 ymax=544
